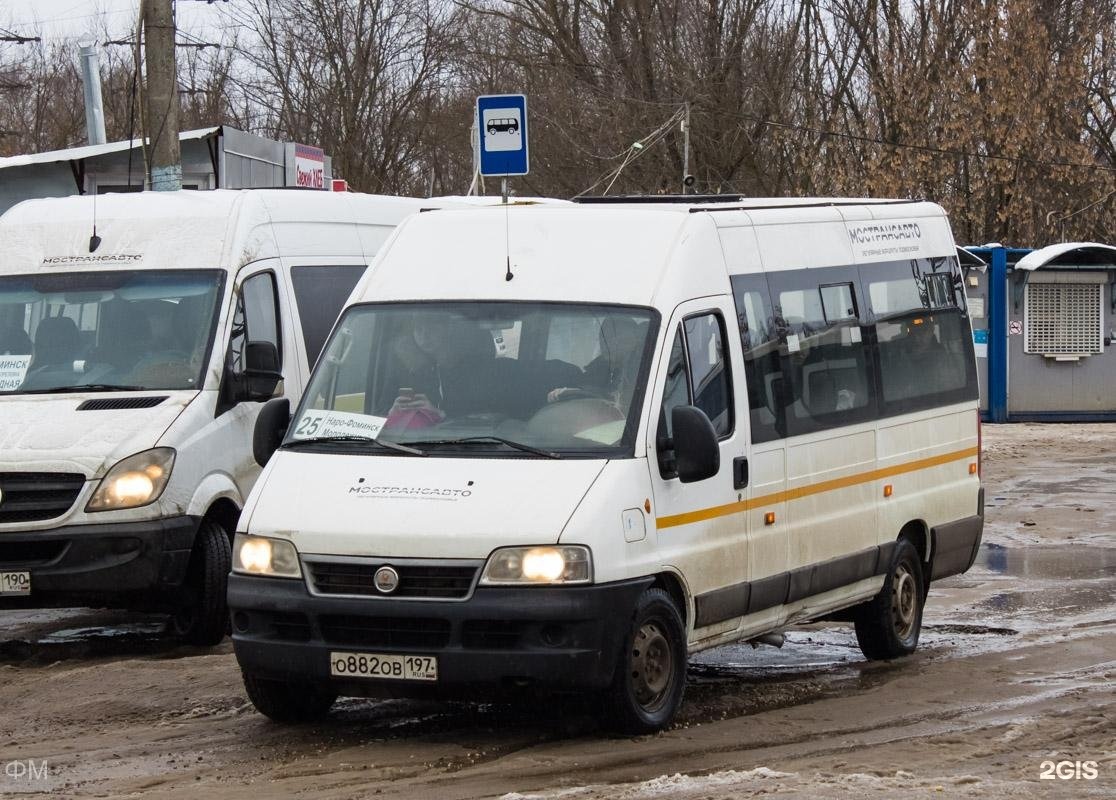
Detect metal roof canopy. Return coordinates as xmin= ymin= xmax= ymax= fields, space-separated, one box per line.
xmin=957 ymin=246 xmax=988 ymax=271
xmin=1014 ymin=242 xmax=1116 ymax=272
xmin=0 ymin=127 xmax=219 ymax=171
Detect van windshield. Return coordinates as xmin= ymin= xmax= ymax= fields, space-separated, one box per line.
xmin=288 ymin=302 xmax=659 ymax=457
xmin=0 ymin=270 xmax=223 ymax=393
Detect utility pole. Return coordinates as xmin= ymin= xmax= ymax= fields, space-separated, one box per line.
xmin=79 ymin=46 xmax=107 ymax=146
xmin=681 ymin=102 xmax=691 ymax=194
xmin=143 ymin=0 xmax=181 ymax=191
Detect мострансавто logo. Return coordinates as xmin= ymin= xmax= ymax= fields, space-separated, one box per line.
xmin=347 ymin=477 xmax=475 ymax=500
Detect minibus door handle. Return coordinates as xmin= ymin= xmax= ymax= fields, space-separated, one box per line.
xmin=733 ymin=457 xmax=749 ymax=490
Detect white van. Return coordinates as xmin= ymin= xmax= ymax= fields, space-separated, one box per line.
xmin=231 ymin=198 xmax=983 ymax=732
xmin=0 ymin=189 xmax=458 ymax=644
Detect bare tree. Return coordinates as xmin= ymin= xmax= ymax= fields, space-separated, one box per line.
xmin=228 ymin=0 xmax=463 ymax=194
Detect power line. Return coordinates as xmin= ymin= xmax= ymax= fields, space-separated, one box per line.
xmin=105 ymin=38 xmax=220 ymax=49
xmin=575 ymin=108 xmax=686 ymax=198
xmin=0 ymin=28 xmax=41 ymax=43
xmin=1 ymin=8 xmax=134 ymax=31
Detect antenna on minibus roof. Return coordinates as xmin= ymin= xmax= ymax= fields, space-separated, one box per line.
xmin=89 ymin=189 xmax=102 ymax=252
xmin=503 ymin=177 xmax=513 ymax=281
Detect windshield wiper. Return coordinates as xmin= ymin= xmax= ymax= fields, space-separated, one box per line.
xmin=410 ymin=436 xmax=561 ymax=459
xmin=26 ymin=384 xmax=147 ymax=394
xmin=281 ymin=436 xmax=426 ymax=456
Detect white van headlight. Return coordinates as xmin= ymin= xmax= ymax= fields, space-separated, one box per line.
xmin=232 ymin=533 xmax=302 ymax=578
xmin=86 ymin=448 xmax=176 ymax=511
xmin=480 ymin=546 xmax=592 ymax=586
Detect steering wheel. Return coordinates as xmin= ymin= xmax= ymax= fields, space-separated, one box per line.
xmin=127 ymin=350 xmax=195 ymax=382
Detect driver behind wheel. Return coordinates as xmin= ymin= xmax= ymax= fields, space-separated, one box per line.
xmin=548 ymin=316 xmax=643 ymax=406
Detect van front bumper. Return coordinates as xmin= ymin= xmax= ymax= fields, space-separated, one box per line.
xmin=229 ymin=573 xmax=653 ymax=694
xmin=0 ymin=516 xmax=201 ymax=608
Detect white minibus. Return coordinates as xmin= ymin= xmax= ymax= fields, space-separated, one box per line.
xmin=232 ymin=198 xmax=983 ymax=732
xmin=0 ymin=189 xmax=463 ymax=644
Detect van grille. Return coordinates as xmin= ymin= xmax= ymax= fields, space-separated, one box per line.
xmin=0 ymin=473 xmax=86 ymax=524
xmin=305 ymin=559 xmax=480 ymax=600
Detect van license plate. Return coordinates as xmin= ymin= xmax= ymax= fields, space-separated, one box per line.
xmin=329 ymin=651 xmax=437 ymax=682
xmin=0 ymin=572 xmax=30 ymax=596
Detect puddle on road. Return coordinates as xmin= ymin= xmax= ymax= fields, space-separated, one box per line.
xmin=975 ymin=543 xmax=1116 ymax=580
xmin=0 ymin=610 xmax=194 ymax=664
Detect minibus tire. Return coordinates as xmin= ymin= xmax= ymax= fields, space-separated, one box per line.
xmin=854 ymin=539 xmax=925 ymax=660
xmin=242 ymin=673 xmax=337 ymax=723
xmin=174 ymin=519 xmax=232 ymax=647
xmin=606 ymin=588 xmax=687 ymax=734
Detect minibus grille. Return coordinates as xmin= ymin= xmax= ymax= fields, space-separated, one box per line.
xmin=305 ymin=560 xmax=480 ymax=600
xmin=319 ymin=615 xmax=452 ymax=648
xmin=0 ymin=473 xmax=86 ymax=524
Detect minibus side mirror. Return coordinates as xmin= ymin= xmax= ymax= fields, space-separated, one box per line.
xmin=671 ymin=405 xmax=720 ymax=483
xmin=244 ymin=341 xmax=283 ymax=401
xmin=253 ymin=397 xmax=290 ymax=466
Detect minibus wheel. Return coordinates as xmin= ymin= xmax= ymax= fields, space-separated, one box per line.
xmin=854 ymin=538 xmax=925 ymax=660
xmin=606 ymin=588 xmax=687 ymax=734
xmin=242 ymin=673 xmax=337 ymax=723
xmin=172 ymin=519 xmax=231 ymax=647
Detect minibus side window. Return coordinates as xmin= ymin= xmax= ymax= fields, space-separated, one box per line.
xmin=864 ymin=257 xmax=979 ymax=414
xmin=730 ymin=274 xmax=784 ymax=443
xmin=766 ymin=269 xmax=875 ymax=437
xmin=290 ymin=265 xmax=366 ymax=367
xmin=657 ymin=315 xmax=732 ymax=478
xmin=683 ymin=314 xmax=732 ymax=437
xmin=235 ymin=272 xmax=282 ymax=363
xmin=658 ymin=328 xmax=690 ymax=445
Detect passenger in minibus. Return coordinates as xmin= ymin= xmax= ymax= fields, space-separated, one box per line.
xmin=0 ymin=320 xmax=31 ymax=355
xmin=386 ymin=313 xmax=496 ymax=424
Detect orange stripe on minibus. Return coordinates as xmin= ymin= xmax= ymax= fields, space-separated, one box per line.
xmin=656 ymin=446 xmax=979 ymax=530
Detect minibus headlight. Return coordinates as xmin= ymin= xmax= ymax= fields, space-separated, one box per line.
xmin=480 ymin=546 xmax=592 ymax=586
xmin=86 ymin=448 xmax=176 ymax=511
xmin=232 ymin=533 xmax=302 ymax=578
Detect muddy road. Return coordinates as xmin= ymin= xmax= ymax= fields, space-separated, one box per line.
xmin=1 ymin=424 xmax=1114 ymax=798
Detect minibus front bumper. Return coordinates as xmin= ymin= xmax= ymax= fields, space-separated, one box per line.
xmin=229 ymin=572 xmax=654 ymax=693
xmin=0 ymin=516 xmax=200 ymax=607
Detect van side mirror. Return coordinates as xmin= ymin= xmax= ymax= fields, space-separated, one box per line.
xmin=670 ymin=405 xmax=720 ymax=483
xmin=253 ymin=398 xmax=290 ymax=466
xmin=244 ymin=340 xmax=283 ymax=401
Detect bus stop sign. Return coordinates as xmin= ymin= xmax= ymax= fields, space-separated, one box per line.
xmin=477 ymin=94 xmax=528 ymax=177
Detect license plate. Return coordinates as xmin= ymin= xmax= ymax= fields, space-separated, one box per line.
xmin=0 ymin=571 xmax=30 ymax=596
xmin=329 ymin=651 xmax=438 ymax=682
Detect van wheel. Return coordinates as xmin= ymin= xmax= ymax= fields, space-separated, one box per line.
xmin=605 ymin=588 xmax=687 ymax=734
xmin=172 ymin=519 xmax=232 ymax=647
xmin=242 ymin=673 xmax=336 ymax=722
xmin=855 ymin=538 xmax=925 ymax=660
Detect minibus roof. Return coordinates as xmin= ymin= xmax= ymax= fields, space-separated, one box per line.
xmin=356 ymin=199 xmax=950 ymax=308
xmin=0 ymin=190 xmax=448 ymax=274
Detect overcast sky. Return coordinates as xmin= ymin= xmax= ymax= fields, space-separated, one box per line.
xmin=1 ymin=1 xmax=232 ymax=43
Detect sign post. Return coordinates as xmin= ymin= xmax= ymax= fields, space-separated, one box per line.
xmin=476 ymin=94 xmax=529 ymax=201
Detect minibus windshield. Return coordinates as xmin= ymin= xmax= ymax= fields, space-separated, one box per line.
xmin=288 ymin=302 xmax=659 ymax=457
xmin=0 ymin=270 xmax=223 ymax=393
